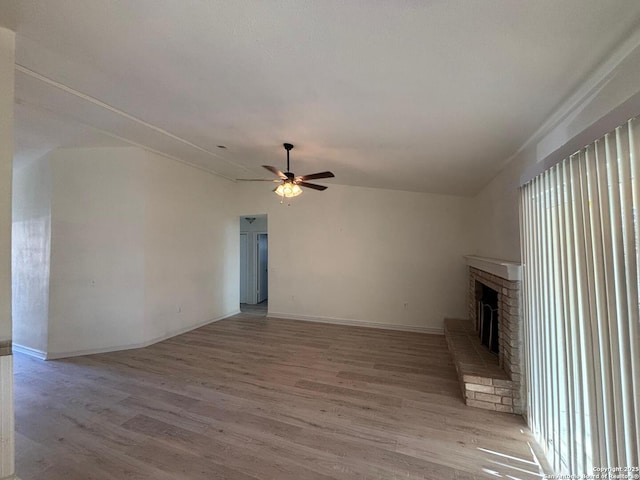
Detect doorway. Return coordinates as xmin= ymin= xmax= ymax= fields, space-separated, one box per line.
xmin=239 ymin=215 xmax=268 ymax=316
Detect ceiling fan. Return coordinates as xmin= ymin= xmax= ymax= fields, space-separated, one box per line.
xmin=237 ymin=143 xmax=335 ymax=198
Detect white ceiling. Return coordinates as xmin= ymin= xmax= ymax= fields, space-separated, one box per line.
xmin=2 ymin=1 xmax=640 ymax=195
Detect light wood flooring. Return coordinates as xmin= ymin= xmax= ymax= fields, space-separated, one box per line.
xmin=239 ymin=301 xmax=268 ymax=317
xmin=15 ymin=315 xmax=547 ymax=479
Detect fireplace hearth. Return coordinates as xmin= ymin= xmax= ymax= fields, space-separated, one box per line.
xmin=444 ymin=256 xmax=523 ymax=415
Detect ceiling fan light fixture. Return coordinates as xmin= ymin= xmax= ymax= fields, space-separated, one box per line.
xmin=275 ymin=182 xmax=302 ymax=198
xmin=237 ymin=142 xmax=333 ymax=200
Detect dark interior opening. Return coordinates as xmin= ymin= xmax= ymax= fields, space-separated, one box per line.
xmin=477 ymin=282 xmax=499 ymax=355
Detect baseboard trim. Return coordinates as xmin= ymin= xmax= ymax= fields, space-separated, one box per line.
xmin=267 ymin=312 xmax=444 ymax=335
xmin=45 ymin=310 xmax=241 ymax=360
xmin=12 ymin=344 xmax=47 ymax=360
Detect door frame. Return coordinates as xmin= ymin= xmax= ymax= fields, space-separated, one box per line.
xmin=255 ymin=232 xmax=268 ymax=303
xmin=239 ymin=233 xmax=249 ymax=303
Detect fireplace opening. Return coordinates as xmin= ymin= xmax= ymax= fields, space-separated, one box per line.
xmin=477 ymin=283 xmax=499 ymax=355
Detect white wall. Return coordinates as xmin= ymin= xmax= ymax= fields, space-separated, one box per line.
xmin=142 ymin=149 xmax=239 ymax=342
xmin=12 ymin=155 xmax=52 ymax=353
xmin=237 ymin=183 xmax=473 ymax=332
xmin=15 ymin=146 xmax=240 ymax=358
xmin=47 ymin=147 xmax=147 ymax=356
xmin=473 ymin=33 xmax=640 ymax=261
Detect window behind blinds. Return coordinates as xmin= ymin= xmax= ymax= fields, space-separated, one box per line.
xmin=520 ymin=117 xmax=640 ymax=474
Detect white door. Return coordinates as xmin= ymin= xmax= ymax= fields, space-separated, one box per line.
xmin=240 ymin=233 xmax=249 ymax=303
xmin=257 ymin=233 xmax=268 ymax=303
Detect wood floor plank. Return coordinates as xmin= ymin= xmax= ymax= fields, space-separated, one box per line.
xmin=15 ymin=315 xmax=548 ymax=479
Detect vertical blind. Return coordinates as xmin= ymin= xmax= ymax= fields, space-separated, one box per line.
xmin=520 ymin=117 xmax=640 ymax=474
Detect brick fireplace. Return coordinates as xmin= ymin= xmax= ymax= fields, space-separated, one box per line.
xmin=444 ymin=256 xmax=523 ymax=414
xmin=469 ymin=266 xmax=522 ymax=388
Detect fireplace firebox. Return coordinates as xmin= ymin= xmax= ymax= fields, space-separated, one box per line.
xmin=477 ymin=283 xmax=499 ymax=355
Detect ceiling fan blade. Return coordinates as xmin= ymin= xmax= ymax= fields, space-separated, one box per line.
xmin=262 ymin=165 xmax=287 ymax=179
xmin=298 ymin=181 xmax=328 ymax=191
xmin=296 ymin=171 xmax=335 ymax=181
xmin=236 ymin=178 xmax=281 ymax=182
